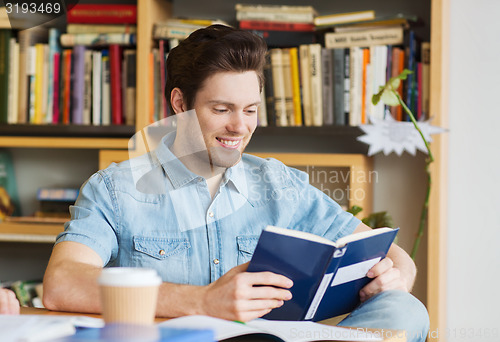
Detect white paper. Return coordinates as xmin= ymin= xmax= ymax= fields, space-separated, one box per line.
xmin=304 ymin=273 xmax=334 ymax=320
xmin=160 ymin=315 xmax=382 ymax=341
xmin=331 ymin=257 xmax=381 ymax=287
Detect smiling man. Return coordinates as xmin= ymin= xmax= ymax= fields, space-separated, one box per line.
xmin=43 ymin=25 xmax=428 ymax=342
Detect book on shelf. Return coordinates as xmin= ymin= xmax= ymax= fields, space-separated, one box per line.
xmin=321 ymin=48 xmax=334 ymax=126
xmin=101 ymin=50 xmax=111 ymax=126
xmin=60 ymin=33 xmax=136 ymax=47
xmin=262 ymin=52 xmax=275 ymax=126
xmin=67 ymin=24 xmax=137 ymax=34
xmin=289 ymin=47 xmax=302 ymax=126
xmin=246 ymin=29 xmax=316 ymax=48
xmin=67 ymin=4 xmax=137 ymax=25
xmin=280 ymin=48 xmax=295 ymax=126
xmin=316 ymin=13 xmax=418 ymax=31
xmin=247 ymin=225 xmax=399 ymax=321
xmin=349 ymin=47 xmax=363 ymax=126
xmin=299 ymin=45 xmax=312 ymax=126
xmin=309 ymin=44 xmax=323 ymax=127
xmin=110 ymin=45 xmax=123 ymax=125
xmin=238 ymin=20 xmax=315 ymax=32
xmin=160 ymin=314 xmax=381 ymax=342
xmin=325 ymin=26 xmax=404 ymax=49
xmin=420 ymin=42 xmax=431 ymax=120
xmin=332 ymin=49 xmax=346 ymax=126
xmin=123 ymin=49 xmax=137 ymax=126
xmin=47 ymin=28 xmax=61 ymax=124
xmin=0 ymin=29 xmax=12 ymax=124
xmin=83 ymin=49 xmax=93 ymax=125
xmin=270 ymin=48 xmax=288 ymax=127
xmin=7 ymin=36 xmax=19 ymax=125
xmin=92 ymin=50 xmax=102 ymax=126
xmin=71 ymin=45 xmax=86 ymax=125
xmin=235 ymin=4 xmax=317 ymax=24
xmin=153 ymin=18 xmax=229 ymax=40
xmin=314 ymin=10 xmax=375 ymax=27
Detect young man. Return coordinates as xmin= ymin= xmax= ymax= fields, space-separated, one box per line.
xmin=0 ymin=288 xmax=19 ymax=315
xmin=43 ymin=25 xmax=428 ymax=341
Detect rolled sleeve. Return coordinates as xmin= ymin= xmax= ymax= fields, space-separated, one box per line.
xmin=56 ymin=172 xmax=119 ymax=265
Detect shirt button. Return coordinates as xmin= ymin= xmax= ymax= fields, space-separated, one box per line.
xmin=213 ymin=259 xmax=220 ymax=265
xmin=208 ymin=211 xmax=214 ymax=218
xmin=159 ymin=250 xmax=166 ymax=256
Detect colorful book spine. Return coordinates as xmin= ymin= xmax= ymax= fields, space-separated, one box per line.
xmin=101 ymin=50 xmax=111 ymax=125
xmin=124 ymin=50 xmax=136 ymax=126
xmin=7 ymin=38 xmax=19 ymax=124
xmin=67 ymin=4 xmax=137 ymax=24
xmin=361 ymin=48 xmax=370 ymax=124
xmin=309 ymin=44 xmax=323 ymax=127
xmin=109 ymin=45 xmax=123 ymax=125
xmin=47 ymin=28 xmax=61 ymax=124
xmin=71 ymin=45 xmax=85 ymax=125
xmin=325 ymin=27 xmax=404 ymax=49
xmin=238 ymin=20 xmax=314 ymax=32
xmin=60 ymin=33 xmax=136 ymax=47
xmin=332 ymin=49 xmax=345 ymax=126
xmin=299 ymin=44 xmax=312 ymax=126
xmin=343 ymin=48 xmax=350 ymax=125
xmin=321 ymin=48 xmax=334 ymax=126
xmin=159 ymin=40 xmax=167 ymax=119
xmin=270 ymin=48 xmax=287 ymax=127
xmin=289 ymin=47 xmax=302 ymax=126
xmin=52 ymin=52 xmax=61 ymax=124
xmin=92 ymin=51 xmax=102 ymax=125
xmin=33 ymin=43 xmax=46 ymax=124
xmin=281 ymin=48 xmax=295 ymax=126
xmin=62 ymin=49 xmax=72 ymax=124
xmin=67 ymin=24 xmax=137 ymax=34
xmin=0 ymin=29 xmax=11 ymax=124
xmin=83 ymin=50 xmax=93 ymax=125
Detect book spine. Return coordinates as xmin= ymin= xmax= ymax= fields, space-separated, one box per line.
xmin=101 ymin=51 xmax=111 ymax=125
xmin=417 ymin=62 xmax=422 ymax=120
xmin=238 ymin=20 xmax=314 ymax=32
xmin=62 ymin=49 xmax=72 ymax=124
xmin=270 ymin=49 xmax=288 ymax=127
xmin=404 ymin=30 xmax=417 ymax=120
xmin=314 ymin=10 xmax=375 ymax=27
xmin=7 ymin=38 xmax=19 ymax=124
xmin=92 ymin=51 xmax=102 ymax=125
xmin=109 ymin=45 xmax=123 ymax=125
xmin=33 ymin=43 xmax=45 ymax=124
xmin=349 ymin=47 xmax=362 ymax=126
xmin=421 ymin=42 xmax=430 ymax=120
xmin=325 ymin=27 xmax=404 ymax=49
xmin=67 ymin=24 xmax=137 ymax=34
xmin=71 ymin=45 xmax=85 ymax=125
xmin=309 ymin=44 xmax=323 ymax=127
xmin=263 ymin=52 xmax=275 ymax=126
xmin=47 ymin=28 xmax=61 ymax=124
xmin=236 ymin=11 xmax=314 ymax=24
xmin=258 ymin=85 xmax=268 ymax=127
xmin=299 ymin=44 xmax=312 ymax=126
xmin=289 ymin=47 xmax=302 ymax=126
xmin=321 ymin=48 xmax=334 ymax=126
xmin=281 ymin=48 xmax=295 ymax=126
xmin=361 ymin=48 xmax=370 ymax=124
xmin=124 ymin=50 xmax=136 ymax=126
xmin=332 ymin=49 xmax=345 ymax=126
xmin=83 ymin=50 xmax=93 ymax=125
xmin=343 ymin=48 xmax=350 ymax=125
xmin=148 ymin=51 xmax=154 ymax=124
xmin=67 ymin=4 xmax=137 ymax=24
xmin=0 ymin=30 xmax=11 ymax=124
xmin=52 ymin=52 xmax=60 ymax=124
xmin=153 ymin=25 xmax=198 ymax=40
xmin=60 ymin=33 xmax=136 ymax=47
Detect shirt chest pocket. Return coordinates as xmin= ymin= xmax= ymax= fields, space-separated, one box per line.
xmin=133 ymin=236 xmax=191 ymax=284
xmin=236 ymin=236 xmax=260 ymax=265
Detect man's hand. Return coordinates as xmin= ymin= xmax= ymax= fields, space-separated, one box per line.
xmin=0 ymin=288 xmax=20 ymax=315
xmin=359 ymin=257 xmax=410 ymax=301
xmin=200 ymin=262 xmax=293 ymax=322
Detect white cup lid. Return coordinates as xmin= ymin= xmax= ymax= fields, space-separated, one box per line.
xmin=98 ymin=267 xmax=162 ymax=287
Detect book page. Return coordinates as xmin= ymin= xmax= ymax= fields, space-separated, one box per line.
xmin=0 ymin=315 xmax=77 ymax=342
xmin=334 ymin=227 xmax=395 ymax=247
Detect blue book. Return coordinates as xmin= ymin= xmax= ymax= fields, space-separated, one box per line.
xmin=247 ymin=226 xmax=399 ymax=321
xmin=53 ymin=324 xmax=214 ymax=342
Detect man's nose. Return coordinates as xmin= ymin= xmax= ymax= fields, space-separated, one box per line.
xmin=227 ymin=112 xmax=246 ymax=132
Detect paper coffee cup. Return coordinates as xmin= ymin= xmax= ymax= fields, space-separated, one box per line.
xmin=98 ymin=267 xmax=162 ymax=325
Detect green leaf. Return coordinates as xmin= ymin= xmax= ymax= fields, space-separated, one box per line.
xmin=397 ymin=69 xmax=413 ymax=80
xmin=372 ymin=92 xmax=382 ymax=105
xmin=388 ymin=77 xmax=401 ymax=90
xmin=380 ymin=90 xmax=399 ymax=106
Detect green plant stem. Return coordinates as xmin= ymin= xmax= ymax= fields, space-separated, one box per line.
xmin=395 ymin=93 xmax=433 ymax=260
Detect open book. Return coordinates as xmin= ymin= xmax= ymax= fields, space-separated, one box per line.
xmin=160 ymin=315 xmax=382 ymax=342
xmin=247 ymin=226 xmax=399 ymax=321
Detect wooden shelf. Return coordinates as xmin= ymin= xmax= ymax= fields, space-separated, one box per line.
xmin=0 ymin=124 xmax=135 ymax=137
xmin=0 ymin=221 xmax=64 ymax=243
xmin=0 ymin=136 xmax=130 ymax=149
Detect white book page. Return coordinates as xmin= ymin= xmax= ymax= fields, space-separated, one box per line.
xmin=160 ymin=315 xmax=382 ymax=342
xmin=0 ymin=315 xmax=80 ymax=342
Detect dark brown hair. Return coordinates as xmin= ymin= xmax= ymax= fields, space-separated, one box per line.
xmin=165 ymin=24 xmax=267 ymax=114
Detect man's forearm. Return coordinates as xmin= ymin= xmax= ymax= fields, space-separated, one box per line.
xmin=156 ymin=282 xmax=206 ymax=318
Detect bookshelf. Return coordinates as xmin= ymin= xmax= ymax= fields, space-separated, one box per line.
xmin=0 ymin=0 xmax=448 ymax=337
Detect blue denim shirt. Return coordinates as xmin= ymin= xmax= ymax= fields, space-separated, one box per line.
xmin=57 ymin=133 xmax=360 ymax=286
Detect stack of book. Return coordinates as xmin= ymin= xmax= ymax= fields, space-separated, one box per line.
xmin=35 ymin=187 xmax=79 ymax=219
xmin=1 ymin=3 xmax=137 ymax=126
xmin=235 ymin=3 xmax=317 ymax=47
xmin=257 ymin=9 xmax=430 ymax=127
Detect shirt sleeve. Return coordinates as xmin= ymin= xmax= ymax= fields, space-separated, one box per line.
xmin=56 ymin=172 xmax=119 ymax=265
xmin=285 ymin=166 xmax=361 ymax=242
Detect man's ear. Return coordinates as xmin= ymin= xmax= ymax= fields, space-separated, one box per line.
xmin=170 ymin=88 xmax=186 ymax=114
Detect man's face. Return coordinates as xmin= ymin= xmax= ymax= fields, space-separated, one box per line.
xmin=191 ymin=71 xmax=261 ymax=168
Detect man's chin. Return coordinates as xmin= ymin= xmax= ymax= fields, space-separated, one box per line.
xmin=208 ymin=146 xmax=243 ymax=168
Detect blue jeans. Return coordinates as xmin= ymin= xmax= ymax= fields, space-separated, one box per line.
xmin=338 ymin=290 xmax=430 ymax=342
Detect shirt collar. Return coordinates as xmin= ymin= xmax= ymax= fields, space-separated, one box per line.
xmin=154 ymin=132 xmax=200 ymax=189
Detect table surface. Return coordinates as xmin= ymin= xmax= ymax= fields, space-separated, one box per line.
xmin=20 ymin=307 xmax=406 ymax=342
